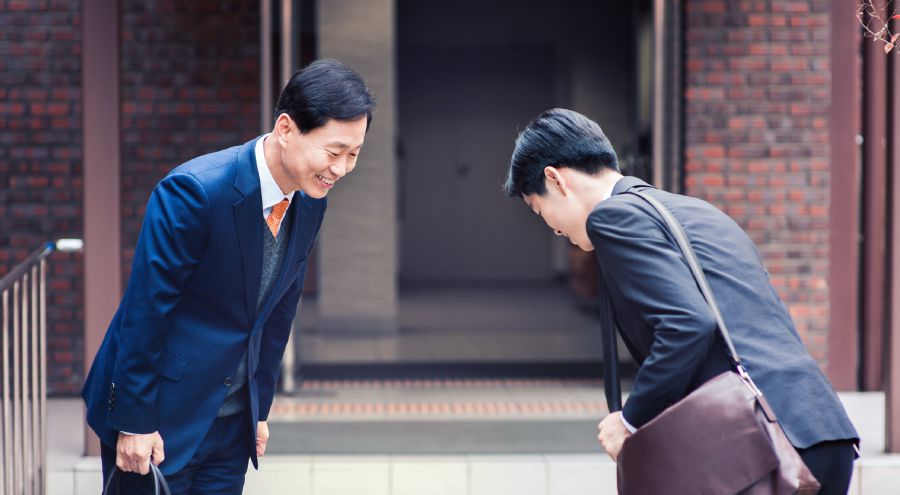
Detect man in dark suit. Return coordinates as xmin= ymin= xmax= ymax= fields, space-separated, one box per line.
xmin=503 ymin=108 xmax=858 ymax=494
xmin=82 ymin=59 xmax=374 ymax=494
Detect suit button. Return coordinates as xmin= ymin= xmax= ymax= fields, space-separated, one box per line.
xmin=224 ymin=377 xmax=233 ymax=387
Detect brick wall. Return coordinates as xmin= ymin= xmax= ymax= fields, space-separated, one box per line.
xmin=1 ymin=0 xmax=838 ymax=392
xmin=0 ymin=0 xmax=85 ymax=395
xmin=120 ymin=0 xmax=260 ymax=281
xmin=0 ymin=0 xmax=259 ymax=396
xmin=683 ymin=0 xmax=831 ymax=365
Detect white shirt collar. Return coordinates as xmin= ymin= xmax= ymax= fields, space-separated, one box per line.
xmin=601 ymin=177 xmax=625 ymax=202
xmin=255 ymin=134 xmax=295 ymax=211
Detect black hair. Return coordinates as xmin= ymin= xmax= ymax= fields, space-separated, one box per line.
xmin=504 ymin=108 xmax=619 ymax=197
xmin=274 ymin=58 xmax=375 ymax=133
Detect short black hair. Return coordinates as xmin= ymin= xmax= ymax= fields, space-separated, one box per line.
xmin=504 ymin=108 xmax=619 ymax=197
xmin=274 ymin=58 xmax=375 ymax=133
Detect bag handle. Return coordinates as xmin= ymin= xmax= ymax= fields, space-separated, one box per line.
xmin=103 ymin=463 xmax=172 ymax=495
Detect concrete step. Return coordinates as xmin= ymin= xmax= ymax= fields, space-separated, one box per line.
xmin=265 ymin=420 xmax=604 ymax=455
xmin=52 ymin=453 xmax=900 ymax=495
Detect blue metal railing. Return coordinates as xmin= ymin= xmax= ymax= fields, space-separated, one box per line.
xmin=0 ymin=239 xmax=82 ymax=495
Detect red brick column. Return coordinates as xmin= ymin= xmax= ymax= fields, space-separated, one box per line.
xmin=1 ymin=1 xmax=261 ymax=396
xmin=683 ymin=0 xmax=832 ymax=365
xmin=0 ymin=0 xmax=85 ymax=395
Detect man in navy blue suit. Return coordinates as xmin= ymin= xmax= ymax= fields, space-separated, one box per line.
xmin=82 ymin=59 xmax=375 ymax=494
xmin=503 ymin=109 xmax=858 ymax=494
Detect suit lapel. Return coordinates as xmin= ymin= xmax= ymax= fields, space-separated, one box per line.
xmin=284 ymin=192 xmax=313 ymax=266
xmin=232 ymin=135 xmax=319 ymax=330
xmin=233 ymin=138 xmax=264 ymax=328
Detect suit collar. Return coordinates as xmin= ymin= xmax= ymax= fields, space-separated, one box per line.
xmin=234 ymin=136 xmax=263 ymax=198
xmin=612 ymin=176 xmax=654 ymax=196
xmin=233 ymin=136 xmax=264 ymax=326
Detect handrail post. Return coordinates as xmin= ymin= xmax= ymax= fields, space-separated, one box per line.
xmin=21 ymin=272 xmax=31 ymax=495
xmin=12 ymin=280 xmax=21 ymax=494
xmin=39 ymin=259 xmax=47 ymax=494
xmin=2 ymin=288 xmax=11 ymax=495
xmin=30 ymin=266 xmax=39 ymax=495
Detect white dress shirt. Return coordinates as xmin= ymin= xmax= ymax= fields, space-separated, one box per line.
xmin=255 ymin=133 xmax=295 ymax=224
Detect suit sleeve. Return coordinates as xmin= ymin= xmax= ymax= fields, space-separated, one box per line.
xmin=587 ymin=202 xmax=718 ymax=429
xmin=106 ymin=173 xmax=210 ymax=434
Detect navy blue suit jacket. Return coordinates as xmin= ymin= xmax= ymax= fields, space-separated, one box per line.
xmin=588 ymin=177 xmax=857 ymax=449
xmin=82 ymin=137 xmax=326 ymax=474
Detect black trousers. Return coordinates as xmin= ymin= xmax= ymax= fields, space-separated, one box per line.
xmin=796 ymin=439 xmax=856 ymax=495
xmin=100 ymin=410 xmax=252 ymax=495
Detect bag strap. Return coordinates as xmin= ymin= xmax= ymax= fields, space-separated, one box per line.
xmin=599 ymin=188 xmax=763 ymax=412
xmin=103 ymin=463 xmax=172 ymax=495
xmin=597 ymin=266 xmax=622 ymax=412
xmin=626 ymin=190 xmax=742 ymax=364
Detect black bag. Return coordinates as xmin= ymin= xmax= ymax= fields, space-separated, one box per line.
xmin=103 ymin=463 xmax=171 ymax=495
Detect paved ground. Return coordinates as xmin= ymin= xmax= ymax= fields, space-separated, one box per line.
xmin=295 ymin=285 xmax=624 ymax=364
xmin=48 ymin=378 xmax=896 ymax=494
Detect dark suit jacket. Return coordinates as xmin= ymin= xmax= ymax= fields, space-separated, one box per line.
xmin=82 ymin=136 xmax=326 ymax=474
xmin=587 ymin=176 xmax=857 ymax=449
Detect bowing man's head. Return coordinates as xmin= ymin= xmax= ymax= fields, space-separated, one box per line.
xmin=504 ymin=108 xmax=622 ymax=252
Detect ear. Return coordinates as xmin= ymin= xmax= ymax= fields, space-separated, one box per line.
xmin=273 ymin=113 xmax=295 ymax=146
xmin=543 ymin=166 xmax=570 ymax=196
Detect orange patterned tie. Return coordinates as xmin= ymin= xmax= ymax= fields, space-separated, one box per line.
xmin=265 ymin=199 xmax=290 ymax=237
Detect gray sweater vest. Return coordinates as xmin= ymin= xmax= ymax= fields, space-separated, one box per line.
xmin=217 ymin=206 xmax=292 ymax=417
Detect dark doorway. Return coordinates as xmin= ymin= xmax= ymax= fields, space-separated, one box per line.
xmin=297 ymin=0 xmax=649 ymax=375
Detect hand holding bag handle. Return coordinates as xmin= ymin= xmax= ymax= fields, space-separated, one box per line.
xmin=103 ymin=463 xmax=172 ymax=495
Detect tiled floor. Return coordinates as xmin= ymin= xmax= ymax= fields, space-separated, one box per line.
xmin=295 ymin=285 xmax=625 ymax=364
xmin=48 ymin=386 xmax=897 ymax=494
xmin=61 ymin=453 xmax=619 ymax=495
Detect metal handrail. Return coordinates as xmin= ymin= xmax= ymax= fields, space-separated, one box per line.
xmin=1 ymin=239 xmax=82 ymax=495
xmin=0 ymin=240 xmax=82 ymax=293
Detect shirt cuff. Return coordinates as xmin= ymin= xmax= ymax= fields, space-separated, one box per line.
xmin=120 ymin=431 xmax=137 ymax=435
xmin=620 ymin=413 xmax=638 ymax=434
